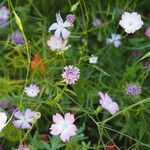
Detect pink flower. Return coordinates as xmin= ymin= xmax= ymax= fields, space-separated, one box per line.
xmin=61 ymin=66 xmax=80 ymax=85
xmin=47 ymin=35 xmax=70 ymax=53
xmin=48 ymin=12 xmax=72 ymax=39
xmin=98 ymin=92 xmax=119 ymax=115
xmin=24 ymin=84 xmax=40 ymax=97
xmin=50 ymin=113 xmax=77 ymax=142
xmin=119 ymin=12 xmax=143 ymax=34
xmin=145 ymin=27 xmax=150 ymax=39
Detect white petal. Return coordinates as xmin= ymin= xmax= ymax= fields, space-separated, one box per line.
xmin=62 ymin=28 xmax=70 ymax=39
xmin=48 ymin=23 xmax=59 ymax=32
xmin=56 ymin=12 xmax=63 ymax=23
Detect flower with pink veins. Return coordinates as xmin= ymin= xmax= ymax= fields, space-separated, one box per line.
xmin=50 ymin=113 xmax=77 ymax=142
xmin=47 ymin=35 xmax=70 ymax=52
xmin=98 ymin=92 xmax=119 ymax=115
xmin=48 ymin=12 xmax=72 ymax=39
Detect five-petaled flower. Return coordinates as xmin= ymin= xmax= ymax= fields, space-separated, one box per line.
xmin=50 ymin=113 xmax=77 ymax=142
xmin=98 ymin=92 xmax=119 ymax=115
xmin=119 ymin=12 xmax=143 ymax=34
xmin=13 ymin=108 xmax=36 ymax=129
xmin=48 ymin=12 xmax=72 ymax=39
xmin=24 ymin=84 xmax=40 ymax=97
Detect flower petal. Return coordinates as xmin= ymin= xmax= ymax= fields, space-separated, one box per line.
xmin=61 ymin=28 xmax=70 ymax=39
xmin=48 ymin=23 xmax=59 ymax=32
xmin=64 ymin=113 xmax=75 ymax=124
xmin=50 ymin=124 xmax=62 ymax=135
xmin=53 ymin=113 xmax=64 ymax=124
xmin=56 ymin=12 xmax=63 ymax=23
xmin=60 ymin=130 xmax=70 ymax=142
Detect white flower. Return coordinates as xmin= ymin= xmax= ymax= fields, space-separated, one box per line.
xmin=119 ymin=12 xmax=143 ymax=34
xmin=89 ymin=55 xmax=98 ymax=64
xmin=106 ymin=33 xmax=121 ymax=48
xmin=48 ymin=12 xmax=72 ymax=39
xmin=24 ymin=84 xmax=40 ymax=97
xmin=0 ymin=112 xmax=7 ymax=132
xmin=47 ymin=35 xmax=70 ymax=52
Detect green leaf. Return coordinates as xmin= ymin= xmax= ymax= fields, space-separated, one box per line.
xmin=71 ymin=1 xmax=80 ymax=12
xmin=50 ymin=136 xmax=65 ymax=150
xmin=13 ymin=11 xmax=23 ymax=31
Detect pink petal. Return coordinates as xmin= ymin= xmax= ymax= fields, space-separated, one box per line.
xmin=64 ymin=113 xmax=75 ymax=124
xmin=60 ymin=130 xmax=70 ymax=142
xmin=68 ymin=124 xmax=77 ymax=136
xmin=56 ymin=12 xmax=63 ymax=23
xmin=50 ymin=124 xmax=62 ymax=135
xmin=48 ymin=23 xmax=59 ymax=32
xmin=0 ymin=113 xmax=7 ymax=125
xmin=62 ymin=28 xmax=70 ymax=39
xmin=53 ymin=113 xmax=64 ymax=124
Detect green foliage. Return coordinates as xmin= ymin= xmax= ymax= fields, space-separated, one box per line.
xmin=0 ymin=0 xmax=150 ymax=150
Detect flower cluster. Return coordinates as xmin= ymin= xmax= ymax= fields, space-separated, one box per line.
xmin=125 ymin=84 xmax=141 ymax=96
xmin=8 ymin=31 xmax=24 ymax=45
xmin=62 ymin=65 xmax=80 ymax=85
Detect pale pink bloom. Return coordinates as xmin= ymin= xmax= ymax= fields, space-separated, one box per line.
xmin=50 ymin=113 xmax=77 ymax=142
xmin=47 ymin=35 xmax=70 ymax=52
xmin=98 ymin=92 xmax=119 ymax=115
xmin=0 ymin=112 xmax=7 ymax=132
xmin=145 ymin=27 xmax=150 ymax=39
xmin=62 ymin=66 xmax=80 ymax=85
xmin=119 ymin=12 xmax=143 ymax=34
xmin=48 ymin=12 xmax=72 ymax=39
xmin=17 ymin=144 xmax=30 ymax=150
xmin=24 ymin=84 xmax=40 ymax=97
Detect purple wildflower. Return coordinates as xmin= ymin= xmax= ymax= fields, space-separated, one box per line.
xmin=8 ymin=31 xmax=24 ymax=45
xmin=0 ymin=100 xmax=10 ymax=109
xmin=62 ymin=65 xmax=80 ymax=84
xmin=125 ymin=84 xmax=141 ymax=96
xmin=24 ymin=84 xmax=40 ymax=97
xmin=131 ymin=50 xmax=141 ymax=57
xmin=92 ymin=18 xmax=102 ymax=27
xmin=13 ymin=108 xmax=36 ymax=129
xmin=98 ymin=92 xmax=119 ymax=115
xmin=66 ymin=14 xmax=76 ymax=24
xmin=0 ymin=144 xmax=3 ymax=150
xmin=18 ymin=144 xmax=29 ymax=150
xmin=0 ymin=6 xmax=10 ymax=28
xmin=145 ymin=27 xmax=150 ymax=39
xmin=106 ymin=33 xmax=121 ymax=48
